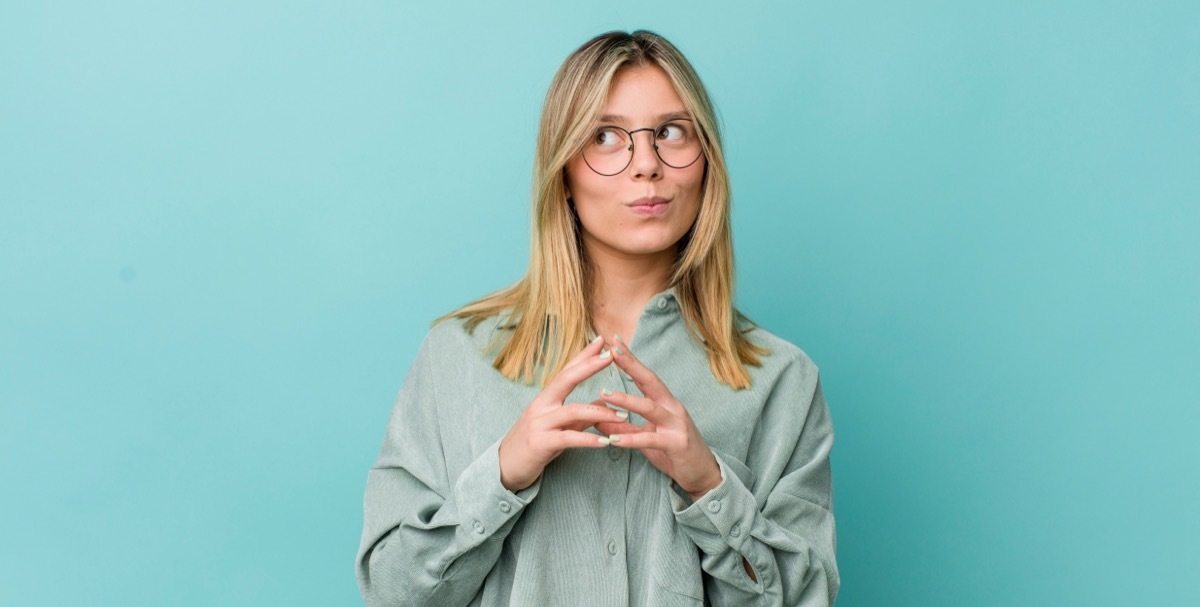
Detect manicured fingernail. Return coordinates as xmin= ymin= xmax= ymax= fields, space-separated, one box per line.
xmin=591 ymin=335 xmax=603 ymax=344
xmin=613 ymin=333 xmax=623 ymax=344
xmin=601 ymin=388 xmax=613 ymax=397
xmin=608 ymin=434 xmax=621 ymax=443
xmin=615 ymin=410 xmax=629 ymax=421
xmin=599 ymin=349 xmax=611 ymax=360
xmin=597 ymin=436 xmax=611 ymax=446
xmin=614 ymin=346 xmax=624 ymax=356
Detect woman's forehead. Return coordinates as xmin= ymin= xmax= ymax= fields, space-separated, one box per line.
xmin=596 ymin=110 xmax=691 ymax=125
xmin=597 ymin=65 xmax=688 ymax=124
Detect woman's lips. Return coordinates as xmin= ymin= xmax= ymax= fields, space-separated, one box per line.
xmin=629 ymin=197 xmax=670 ymax=216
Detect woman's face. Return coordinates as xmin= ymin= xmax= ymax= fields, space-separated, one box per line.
xmin=564 ymin=65 xmax=706 ymax=261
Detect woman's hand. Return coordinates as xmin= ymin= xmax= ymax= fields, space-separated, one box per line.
xmin=498 ymin=335 xmax=630 ymax=493
xmin=594 ymin=335 xmax=722 ymax=501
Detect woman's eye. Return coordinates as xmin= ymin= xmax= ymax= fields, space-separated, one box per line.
xmin=658 ymin=123 xmax=686 ymax=140
xmin=594 ymin=128 xmax=622 ymax=146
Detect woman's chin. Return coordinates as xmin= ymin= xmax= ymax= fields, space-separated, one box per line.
xmin=611 ymin=238 xmax=685 ymax=258
xmin=583 ymin=224 xmax=690 ymax=258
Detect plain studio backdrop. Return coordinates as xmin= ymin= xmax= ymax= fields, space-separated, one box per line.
xmin=1 ymin=2 xmax=1196 ymax=605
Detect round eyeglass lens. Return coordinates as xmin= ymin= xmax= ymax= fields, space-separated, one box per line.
xmin=582 ymin=120 xmax=703 ymax=176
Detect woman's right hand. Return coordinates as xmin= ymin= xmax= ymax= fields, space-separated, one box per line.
xmin=498 ymin=335 xmax=629 ymax=492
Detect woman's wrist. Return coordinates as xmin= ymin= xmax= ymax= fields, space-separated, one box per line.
xmin=685 ymin=480 xmax=719 ymax=502
xmin=683 ymin=458 xmax=722 ymax=502
xmin=498 ymin=438 xmax=533 ymax=493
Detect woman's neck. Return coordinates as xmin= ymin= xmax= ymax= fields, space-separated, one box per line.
xmin=584 ymin=242 xmax=675 ymax=345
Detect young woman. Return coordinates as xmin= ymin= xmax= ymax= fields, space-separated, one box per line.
xmin=356 ymin=30 xmax=839 ymax=607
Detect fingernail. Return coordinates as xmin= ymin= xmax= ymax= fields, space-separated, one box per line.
xmin=591 ymin=335 xmax=603 ymax=344
xmin=597 ymin=436 xmax=611 ymax=446
xmin=608 ymin=434 xmax=621 ymax=443
xmin=601 ymin=388 xmax=613 ymax=397
xmin=614 ymin=346 xmax=624 ymax=356
xmin=615 ymin=410 xmax=629 ymax=421
xmin=599 ymin=349 xmax=611 ymax=360
xmin=613 ymin=333 xmax=623 ymax=344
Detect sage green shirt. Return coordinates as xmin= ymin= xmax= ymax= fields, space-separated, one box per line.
xmin=356 ymin=287 xmax=839 ymax=606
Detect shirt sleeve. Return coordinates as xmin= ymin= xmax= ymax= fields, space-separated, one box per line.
xmin=356 ymin=330 xmax=542 ymax=607
xmin=668 ymin=359 xmax=839 ymax=606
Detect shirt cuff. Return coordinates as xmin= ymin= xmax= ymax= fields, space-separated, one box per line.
xmin=669 ymin=450 xmax=758 ymax=554
xmin=452 ymin=437 xmax=541 ymax=546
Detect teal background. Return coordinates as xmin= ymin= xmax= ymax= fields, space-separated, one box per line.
xmin=2 ymin=1 xmax=1197 ymax=605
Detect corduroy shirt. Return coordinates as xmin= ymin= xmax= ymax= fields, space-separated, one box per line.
xmin=356 ymin=287 xmax=839 ymax=606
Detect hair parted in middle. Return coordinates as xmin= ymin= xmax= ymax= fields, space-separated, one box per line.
xmin=435 ymin=29 xmax=768 ymax=389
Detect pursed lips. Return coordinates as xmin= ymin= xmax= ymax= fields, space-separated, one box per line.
xmin=628 ymin=196 xmax=669 ymax=207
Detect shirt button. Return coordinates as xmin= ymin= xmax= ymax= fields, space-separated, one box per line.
xmin=657 ymin=297 xmax=668 ymax=310
xmin=607 ymin=446 xmax=622 ymax=460
xmin=730 ymin=523 xmax=741 ymax=537
xmin=473 ymin=520 xmax=485 ymax=534
xmin=498 ymin=500 xmax=511 ymax=513
xmin=607 ymin=540 xmax=619 ymax=555
xmin=707 ymin=500 xmax=722 ymax=513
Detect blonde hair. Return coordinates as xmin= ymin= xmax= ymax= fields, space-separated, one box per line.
xmin=434 ymin=29 xmax=769 ymax=389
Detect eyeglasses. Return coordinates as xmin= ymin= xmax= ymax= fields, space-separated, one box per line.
xmin=581 ymin=118 xmax=705 ymax=176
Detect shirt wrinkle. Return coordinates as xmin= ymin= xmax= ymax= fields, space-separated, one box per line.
xmin=357 ymin=299 xmax=838 ymax=607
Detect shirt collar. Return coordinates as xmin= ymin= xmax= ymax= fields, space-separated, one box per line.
xmin=642 ymin=285 xmax=679 ymax=314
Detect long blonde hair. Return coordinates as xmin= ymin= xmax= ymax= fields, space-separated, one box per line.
xmin=434 ymin=29 xmax=768 ymax=389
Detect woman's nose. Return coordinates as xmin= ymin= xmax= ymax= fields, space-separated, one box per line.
xmin=629 ymin=131 xmax=663 ymax=179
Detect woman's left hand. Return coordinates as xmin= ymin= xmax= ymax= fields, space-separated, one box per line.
xmin=594 ymin=335 xmax=722 ymax=501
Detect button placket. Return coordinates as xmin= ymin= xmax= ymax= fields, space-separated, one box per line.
xmin=597 ymin=411 xmax=632 ymax=600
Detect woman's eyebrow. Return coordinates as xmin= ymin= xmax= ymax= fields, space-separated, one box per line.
xmin=597 ymin=111 xmax=690 ymax=124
